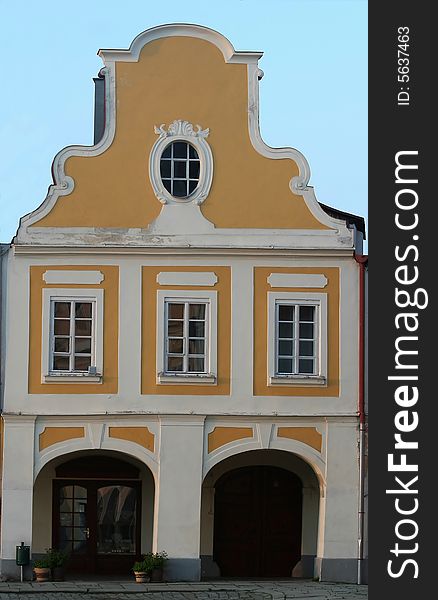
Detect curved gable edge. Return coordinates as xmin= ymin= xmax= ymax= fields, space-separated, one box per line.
xmin=14 ymin=23 xmax=354 ymax=248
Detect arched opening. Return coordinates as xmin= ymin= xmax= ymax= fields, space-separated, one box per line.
xmin=33 ymin=450 xmax=155 ymax=575
xmin=201 ymin=449 xmax=320 ymax=579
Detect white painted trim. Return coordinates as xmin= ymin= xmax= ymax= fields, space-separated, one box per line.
xmin=267 ymin=273 xmax=327 ymax=289
xmin=267 ymin=292 xmax=328 ymax=386
xmin=156 ymin=289 xmax=217 ymax=384
xmin=157 ymin=373 xmax=216 ymax=384
xmin=156 ymin=271 xmax=217 ymax=287
xmin=42 ymin=270 xmax=104 ymax=284
xmin=41 ymin=288 xmax=104 ymax=382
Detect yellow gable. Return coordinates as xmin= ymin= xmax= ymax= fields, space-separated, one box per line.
xmin=29 ymin=27 xmax=332 ymax=232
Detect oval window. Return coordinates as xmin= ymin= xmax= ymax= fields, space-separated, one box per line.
xmin=160 ymin=141 xmax=200 ymax=198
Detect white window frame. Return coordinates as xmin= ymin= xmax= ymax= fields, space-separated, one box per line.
xmin=267 ymin=292 xmax=327 ymax=386
xmin=41 ymin=288 xmax=104 ymax=383
xmin=156 ymin=289 xmax=217 ymax=384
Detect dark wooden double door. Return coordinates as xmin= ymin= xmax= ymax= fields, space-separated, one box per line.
xmin=53 ymin=479 xmax=141 ymax=574
xmin=213 ymin=466 xmax=302 ymax=577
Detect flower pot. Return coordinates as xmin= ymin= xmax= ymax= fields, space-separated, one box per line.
xmin=51 ymin=566 xmax=65 ymax=581
xmin=34 ymin=567 xmax=50 ymax=582
xmin=134 ymin=571 xmax=150 ymax=583
xmin=150 ymin=567 xmax=163 ymax=582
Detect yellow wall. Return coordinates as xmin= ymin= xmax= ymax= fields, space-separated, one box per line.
xmin=29 ymin=265 xmax=119 ymax=394
xmin=142 ymin=266 xmax=231 ymax=395
xmin=31 ymin=36 xmax=329 ymax=231
xmin=253 ymin=267 xmax=340 ymax=397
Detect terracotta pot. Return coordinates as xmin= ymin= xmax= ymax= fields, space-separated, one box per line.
xmin=134 ymin=571 xmax=150 ymax=583
xmin=34 ymin=567 xmax=50 ymax=582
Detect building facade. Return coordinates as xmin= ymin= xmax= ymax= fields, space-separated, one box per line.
xmin=0 ymin=25 xmax=366 ymax=583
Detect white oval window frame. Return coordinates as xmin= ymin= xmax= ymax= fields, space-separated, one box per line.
xmin=149 ymin=119 xmax=213 ymax=205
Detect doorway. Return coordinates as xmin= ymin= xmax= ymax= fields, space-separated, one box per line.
xmin=213 ymin=465 xmax=302 ymax=577
xmin=52 ymin=456 xmax=142 ymax=574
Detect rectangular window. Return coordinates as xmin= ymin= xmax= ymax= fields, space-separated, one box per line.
xmin=165 ymin=301 xmax=208 ymax=374
xmin=42 ymin=288 xmax=104 ymax=383
xmin=51 ymin=300 xmax=95 ymax=373
xmin=276 ymin=303 xmax=317 ymax=375
xmin=267 ymin=292 xmax=327 ymax=386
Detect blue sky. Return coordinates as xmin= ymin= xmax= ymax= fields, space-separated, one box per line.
xmin=0 ymin=0 xmax=367 ymax=244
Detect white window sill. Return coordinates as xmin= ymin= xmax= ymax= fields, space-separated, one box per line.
xmin=43 ymin=372 xmax=102 ymax=384
xmin=157 ymin=372 xmax=216 ymax=385
xmin=269 ymin=374 xmax=326 ymax=386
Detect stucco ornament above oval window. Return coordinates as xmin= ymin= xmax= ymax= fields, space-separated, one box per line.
xmin=150 ymin=119 xmax=213 ymax=205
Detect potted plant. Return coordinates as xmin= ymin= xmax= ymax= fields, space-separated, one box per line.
xmin=33 ymin=559 xmax=51 ymax=582
xmin=149 ymin=551 xmax=168 ymax=582
xmin=47 ymin=548 xmax=69 ymax=581
xmin=132 ymin=555 xmax=153 ymax=583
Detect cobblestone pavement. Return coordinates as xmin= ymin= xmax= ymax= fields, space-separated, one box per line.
xmin=0 ymin=580 xmax=367 ymax=600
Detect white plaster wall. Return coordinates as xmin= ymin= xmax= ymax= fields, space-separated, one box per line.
xmin=3 ymin=253 xmax=359 ymax=418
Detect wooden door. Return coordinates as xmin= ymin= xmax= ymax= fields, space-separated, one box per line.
xmin=53 ymin=480 xmax=141 ymax=574
xmin=213 ymin=466 xmax=302 ymax=577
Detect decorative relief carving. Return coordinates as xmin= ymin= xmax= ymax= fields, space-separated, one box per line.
xmin=154 ymin=120 xmax=209 ymax=139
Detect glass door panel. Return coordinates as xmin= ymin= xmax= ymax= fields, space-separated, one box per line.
xmin=58 ymin=485 xmax=89 ymax=554
xmin=96 ymin=485 xmax=137 ymax=555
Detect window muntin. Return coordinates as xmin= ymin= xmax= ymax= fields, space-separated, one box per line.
xmin=160 ymin=141 xmax=200 ymax=198
xmin=276 ymin=302 xmax=317 ymax=376
xmin=165 ymin=300 xmax=208 ymax=373
xmin=51 ymin=300 xmax=95 ymax=373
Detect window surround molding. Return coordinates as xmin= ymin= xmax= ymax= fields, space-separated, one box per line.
xmin=41 ymin=288 xmax=104 ymax=383
xmin=156 ymin=289 xmax=217 ymax=384
xmin=267 ymin=291 xmax=327 ymax=386
xmin=149 ymin=119 xmax=213 ymax=206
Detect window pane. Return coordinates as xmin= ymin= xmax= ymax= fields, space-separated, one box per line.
xmin=299 ymin=322 xmax=314 ymax=339
xmin=278 ymin=340 xmax=293 ymax=356
xmin=75 ymin=320 xmax=92 ymax=336
xmin=53 ymin=356 xmax=69 ymax=371
xmin=60 ymin=498 xmax=73 ymax=512
xmin=168 ymin=338 xmax=183 ymax=354
xmin=279 ymin=322 xmax=293 ymax=338
xmin=299 ymin=359 xmax=315 ymax=374
xmin=73 ymin=527 xmax=87 ymax=541
xmin=168 ymin=320 xmax=184 ymax=337
xmin=75 ymin=303 xmax=92 ymax=318
xmin=60 ymin=513 xmax=72 ymax=526
xmin=299 ymin=340 xmax=314 ymax=357
xmin=75 ymin=338 xmax=91 ymax=354
xmin=188 ymin=180 xmax=198 ymax=194
xmin=189 ymin=161 xmax=200 ymax=179
xmin=173 ymin=160 xmax=186 ymax=178
xmin=188 ymin=357 xmax=205 ymax=372
xmin=278 ymin=358 xmax=293 ymax=373
xmin=168 ymin=303 xmax=184 ymax=319
xmin=167 ymin=356 xmax=183 ymax=372
xmin=189 ymin=303 xmax=205 ymax=319
xmin=299 ymin=306 xmax=315 ymax=321
xmin=74 ymin=513 xmax=87 ymax=527
xmin=173 ymin=180 xmax=187 ymax=197
xmin=189 ymin=144 xmax=198 ymax=159
xmin=97 ymin=486 xmax=136 ymax=555
xmin=189 ymin=339 xmax=205 ymax=354
xmin=163 ymin=179 xmax=172 ymax=193
xmin=189 ymin=321 xmax=205 ymax=337
xmin=160 ymin=160 xmax=171 ymax=178
xmin=54 ymin=337 xmax=70 ymax=353
xmin=74 ymin=356 xmax=91 ymax=371
xmin=278 ymin=305 xmax=294 ymax=321
xmin=74 ymin=498 xmax=87 ymax=513
xmin=74 ymin=486 xmax=87 ymax=499
xmin=54 ymin=302 xmax=71 ymax=317
xmin=60 ymin=486 xmax=74 ymax=499
xmin=173 ymin=141 xmax=188 ymax=158
xmin=54 ymin=319 xmax=70 ymax=335
xmin=162 ymin=144 xmax=171 ymax=158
